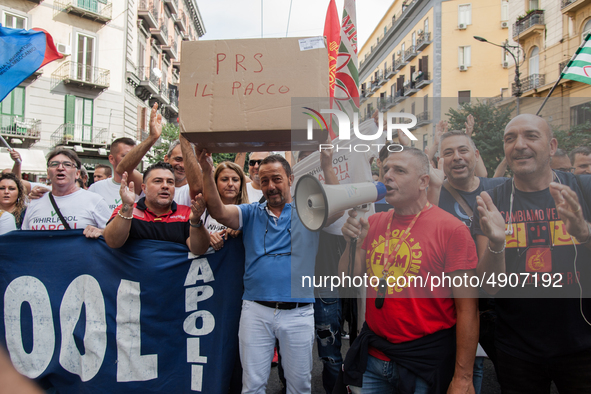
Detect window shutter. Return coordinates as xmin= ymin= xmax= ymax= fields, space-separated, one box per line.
xmin=65 ymin=95 xmax=76 ymax=124
xmin=465 ymin=46 xmax=471 ymax=67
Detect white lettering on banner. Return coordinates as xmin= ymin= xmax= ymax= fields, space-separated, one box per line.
xmin=184 ymin=255 xmax=215 ymax=392
xmin=116 ymin=280 xmax=158 ymax=382
xmin=59 ymin=275 xmax=107 ymax=382
xmin=4 ymin=276 xmax=55 ymax=378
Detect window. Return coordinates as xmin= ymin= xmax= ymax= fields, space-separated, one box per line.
xmin=458 ymin=46 xmax=471 ymax=67
xmin=529 ymin=46 xmax=539 ymax=76
xmin=423 ymin=134 xmax=428 ymax=150
xmin=401 ymin=42 xmax=405 ymax=53
xmin=571 ymin=102 xmax=591 ymax=126
xmin=458 ymin=90 xmax=471 ymax=105
xmin=412 ymin=32 xmax=416 ymax=47
xmin=65 ymin=95 xmax=93 ymax=141
xmin=137 ymin=39 xmax=146 ymax=70
xmin=458 ymin=4 xmax=472 ymax=26
xmin=76 ymin=33 xmax=95 ymax=82
xmin=582 ymin=19 xmax=591 ymax=40
xmin=424 ymin=18 xmax=429 ymax=34
xmin=424 ymin=94 xmax=429 ymax=112
xmin=391 ymin=83 xmax=397 ymax=97
xmin=3 ymin=11 xmax=26 ymax=29
xmin=501 ymin=1 xmax=509 ymax=21
xmin=0 ymin=87 xmax=25 ymax=129
xmin=529 ymin=0 xmax=539 ymax=10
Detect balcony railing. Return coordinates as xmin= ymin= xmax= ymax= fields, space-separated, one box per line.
xmin=414 ymin=71 xmax=431 ymax=88
xmin=394 ymin=56 xmax=406 ymax=71
xmin=404 ymin=45 xmax=417 ymax=62
xmin=54 ymin=0 xmax=112 ymax=23
xmin=52 ymin=61 xmax=110 ymax=89
xmin=559 ymin=60 xmax=569 ymax=78
xmin=51 ymin=124 xmax=109 ymax=147
xmin=415 ymin=111 xmax=430 ymax=127
xmin=416 ymin=32 xmax=432 ymax=51
xmin=512 ymin=73 xmax=545 ymax=95
xmin=169 ymin=90 xmax=179 ymax=108
xmin=151 ymin=19 xmax=169 ymax=45
xmin=174 ymin=10 xmax=187 ymax=32
xmin=163 ymin=0 xmax=178 ymax=14
xmin=385 ymin=66 xmax=396 ymax=79
xmin=138 ymin=0 xmax=159 ymax=28
xmin=162 ymin=37 xmax=178 ymax=59
xmin=0 ymin=116 xmax=41 ymax=143
xmin=513 ymin=10 xmax=544 ymax=39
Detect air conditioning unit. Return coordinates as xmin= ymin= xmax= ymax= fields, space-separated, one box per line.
xmin=502 ymin=61 xmax=509 ymax=68
xmin=459 ymin=65 xmax=467 ymax=71
xmin=417 ymin=29 xmax=423 ymax=34
xmin=397 ymin=50 xmax=402 ymax=56
xmin=458 ymin=23 xmax=467 ymax=30
xmin=56 ymin=43 xmax=71 ymax=56
xmin=501 ymin=21 xmax=509 ymax=28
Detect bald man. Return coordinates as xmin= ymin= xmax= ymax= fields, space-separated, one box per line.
xmin=473 ymin=114 xmax=591 ymax=393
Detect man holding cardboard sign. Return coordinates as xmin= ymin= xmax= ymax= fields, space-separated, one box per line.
xmin=198 ymin=148 xmax=340 ymax=394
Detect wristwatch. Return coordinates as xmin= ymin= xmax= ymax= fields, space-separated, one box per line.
xmin=190 ymin=219 xmax=203 ymax=228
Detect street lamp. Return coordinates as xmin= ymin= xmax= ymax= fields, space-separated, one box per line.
xmin=474 ymin=36 xmax=524 ymax=114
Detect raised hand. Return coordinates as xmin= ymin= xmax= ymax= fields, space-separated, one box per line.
xmin=429 ymin=157 xmax=445 ymax=189
xmin=190 ymin=194 xmax=206 ymax=223
xmin=119 ymin=172 xmax=136 ymax=206
xmin=197 ymin=149 xmax=214 ymax=175
xmin=476 ymin=191 xmax=506 ymax=245
xmin=549 ymin=182 xmax=590 ymax=242
xmin=149 ymin=102 xmax=162 ymax=140
xmin=465 ymin=114 xmax=475 ymax=136
xmin=9 ymin=149 xmax=22 ymax=164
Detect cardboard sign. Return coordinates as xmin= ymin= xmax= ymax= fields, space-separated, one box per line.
xmin=179 ymin=37 xmax=329 ymax=152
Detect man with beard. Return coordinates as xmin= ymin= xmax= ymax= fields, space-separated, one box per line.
xmin=246 ymin=151 xmax=270 ymax=203
xmin=116 ymin=104 xmax=201 ymax=206
xmin=570 ymin=146 xmax=591 ymax=175
xmin=103 ymin=162 xmax=209 ymax=255
xmin=474 ymin=114 xmax=591 ymax=392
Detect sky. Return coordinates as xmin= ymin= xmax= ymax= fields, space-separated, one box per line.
xmin=196 ymin=0 xmax=393 ymax=50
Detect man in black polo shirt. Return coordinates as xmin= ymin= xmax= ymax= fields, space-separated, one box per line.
xmin=103 ymin=162 xmax=209 ymax=255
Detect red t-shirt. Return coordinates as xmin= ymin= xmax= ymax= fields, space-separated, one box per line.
xmin=361 ymin=205 xmax=477 ymax=361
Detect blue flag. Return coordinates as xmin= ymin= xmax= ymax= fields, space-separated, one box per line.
xmin=0 ymin=231 xmax=244 ymax=393
xmin=0 ymin=24 xmax=63 ymax=102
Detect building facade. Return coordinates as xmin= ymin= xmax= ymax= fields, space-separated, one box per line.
xmin=0 ymin=0 xmax=204 ymax=180
xmin=358 ymin=0 xmax=511 ymax=148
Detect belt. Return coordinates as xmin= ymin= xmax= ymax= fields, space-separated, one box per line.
xmin=255 ymin=301 xmax=311 ymax=310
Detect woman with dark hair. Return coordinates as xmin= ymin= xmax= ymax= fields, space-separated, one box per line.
xmin=204 ymin=161 xmax=249 ymax=251
xmin=0 ymin=173 xmax=27 ymax=229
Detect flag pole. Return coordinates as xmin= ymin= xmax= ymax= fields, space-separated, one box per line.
xmin=536 ymin=34 xmax=590 ymax=116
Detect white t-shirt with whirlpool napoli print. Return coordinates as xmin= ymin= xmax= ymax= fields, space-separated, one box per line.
xmin=22 ymin=189 xmax=111 ymax=230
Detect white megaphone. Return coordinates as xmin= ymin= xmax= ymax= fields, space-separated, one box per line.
xmin=295 ymin=175 xmax=387 ymax=231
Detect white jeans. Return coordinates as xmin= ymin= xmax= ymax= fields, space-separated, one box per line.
xmin=239 ymin=300 xmax=314 ymax=394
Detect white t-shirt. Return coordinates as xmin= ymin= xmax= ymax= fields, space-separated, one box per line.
xmin=89 ymin=178 xmax=124 ymax=211
xmin=174 ymin=184 xmax=191 ymax=206
xmin=0 ymin=211 xmax=16 ymax=235
xmin=200 ymin=211 xmax=227 ymax=234
xmin=22 ymin=189 xmax=111 ymax=230
xmin=246 ymin=182 xmax=264 ymax=203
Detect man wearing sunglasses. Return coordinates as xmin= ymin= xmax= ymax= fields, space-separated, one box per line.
xmin=339 ymin=147 xmax=479 ymax=394
xmin=22 ymin=148 xmax=110 ymax=238
xmin=246 ymin=151 xmax=270 ymax=203
xmin=198 ymin=147 xmax=340 ymax=394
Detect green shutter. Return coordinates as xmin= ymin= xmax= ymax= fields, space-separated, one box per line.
xmin=65 ymin=95 xmax=76 ymax=124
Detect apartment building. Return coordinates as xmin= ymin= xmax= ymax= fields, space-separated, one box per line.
xmin=358 ymin=0 xmax=510 ymax=148
xmin=504 ymin=0 xmax=591 ymax=128
xmin=0 ymin=0 xmax=204 ymax=180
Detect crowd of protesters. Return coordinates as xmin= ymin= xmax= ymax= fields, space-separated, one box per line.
xmin=1 ymin=104 xmax=591 ymax=394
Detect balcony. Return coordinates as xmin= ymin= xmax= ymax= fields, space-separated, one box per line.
xmin=135 ymin=66 xmax=160 ymax=100
xmin=559 ymin=60 xmax=569 ymax=78
xmin=404 ymin=45 xmax=417 ymax=62
xmin=403 ymin=82 xmax=419 ymax=96
xmin=385 ymin=66 xmax=396 ymax=79
xmin=416 ymin=32 xmax=432 ymax=51
xmin=138 ymin=0 xmax=159 ymax=29
xmin=163 ymin=0 xmax=178 ymax=14
xmin=513 ymin=10 xmax=545 ymax=42
xmin=162 ymin=37 xmax=178 ymax=60
xmin=0 ymin=116 xmax=41 ymax=148
xmin=172 ymin=60 xmax=181 ymax=72
xmin=415 ymin=111 xmax=431 ymax=128
xmin=394 ymin=55 xmax=407 ymax=71
xmin=52 ymin=61 xmax=110 ymax=90
xmin=152 ymin=81 xmax=170 ymax=106
xmin=360 ymin=91 xmax=368 ymax=105
xmin=394 ymin=88 xmax=407 ymax=103
xmin=512 ymin=73 xmax=545 ymax=95
xmin=173 ymin=10 xmax=187 ymax=32
xmin=50 ymin=124 xmax=109 ymax=148
xmin=370 ymin=80 xmax=380 ymax=92
xmin=54 ymin=0 xmax=112 ymax=23
xmin=414 ymin=71 xmax=432 ymax=89
xmin=378 ymin=71 xmax=387 ymax=86
xmin=150 ymin=19 xmax=169 ymax=46
xmin=25 ymin=0 xmax=44 ymax=3
xmin=561 ymin=0 xmax=591 ymax=14
xmin=163 ymin=90 xmax=179 ymax=119
xmin=384 ymin=95 xmax=396 ymax=110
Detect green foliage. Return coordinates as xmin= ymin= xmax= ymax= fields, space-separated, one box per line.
xmin=147 ymin=123 xmax=180 ymax=164
xmin=446 ymin=100 xmax=515 ymax=177
xmin=554 ymin=105 xmax=591 ymax=152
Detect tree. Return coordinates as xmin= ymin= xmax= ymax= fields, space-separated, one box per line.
xmin=446 ymin=100 xmax=515 ymax=177
xmin=554 ymin=103 xmax=591 ymax=152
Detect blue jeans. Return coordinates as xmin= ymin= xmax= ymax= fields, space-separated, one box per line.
xmin=473 ymin=357 xmax=484 ymax=394
xmin=314 ymin=297 xmax=343 ymax=394
xmin=354 ymin=354 xmax=429 ymax=394
xmin=238 ymin=300 xmax=314 ymax=394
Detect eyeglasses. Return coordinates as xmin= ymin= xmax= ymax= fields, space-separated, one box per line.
xmin=554 ymin=167 xmax=574 ymax=172
xmin=48 ymin=161 xmax=78 ymax=169
xmin=249 ymin=160 xmax=263 ymax=167
xmin=264 ymin=217 xmax=291 ymax=256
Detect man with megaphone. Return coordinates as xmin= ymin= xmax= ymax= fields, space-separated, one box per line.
xmin=338 ymin=147 xmax=479 ymax=394
xmin=196 ymin=147 xmax=342 ymax=394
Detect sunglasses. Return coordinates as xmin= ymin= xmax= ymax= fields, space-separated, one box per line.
xmin=249 ymin=160 xmax=263 ymax=167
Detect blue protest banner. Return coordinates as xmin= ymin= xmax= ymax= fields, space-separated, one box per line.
xmin=0 ymin=230 xmax=244 ymax=393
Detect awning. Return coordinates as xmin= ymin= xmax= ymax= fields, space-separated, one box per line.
xmin=0 ymin=149 xmax=47 ymax=174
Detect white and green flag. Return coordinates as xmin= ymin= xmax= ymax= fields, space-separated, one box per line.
xmin=561 ymin=33 xmax=591 ymax=84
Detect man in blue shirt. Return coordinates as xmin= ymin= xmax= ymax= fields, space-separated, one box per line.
xmin=198 ymin=150 xmax=340 ymax=394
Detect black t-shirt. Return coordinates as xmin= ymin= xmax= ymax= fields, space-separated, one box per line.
xmin=439 ymin=177 xmax=507 ymax=227
xmin=473 ymin=171 xmax=591 ymax=360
